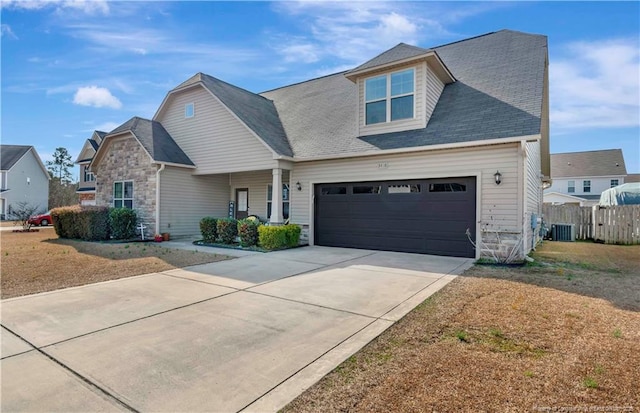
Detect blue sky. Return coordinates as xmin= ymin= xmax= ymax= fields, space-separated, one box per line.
xmin=2 ymin=1 xmax=639 ymax=178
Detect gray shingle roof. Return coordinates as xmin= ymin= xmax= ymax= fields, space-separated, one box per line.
xmin=551 ymin=149 xmax=627 ymax=178
xmin=348 ymin=43 xmax=432 ymax=73
xmin=1 ymin=145 xmax=31 ymax=170
xmin=88 ymin=139 xmax=99 ymax=151
xmin=262 ymin=29 xmax=547 ymax=158
xmin=172 ymin=73 xmax=293 ymax=157
xmin=108 ymin=117 xmax=194 ymax=166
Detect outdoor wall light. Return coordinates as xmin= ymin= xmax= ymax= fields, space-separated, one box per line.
xmin=296 ymin=181 xmax=302 ymax=191
xmin=494 ymin=170 xmax=502 ymax=185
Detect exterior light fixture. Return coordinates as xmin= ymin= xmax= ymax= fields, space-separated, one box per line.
xmin=296 ymin=181 xmax=302 ymax=191
xmin=494 ymin=170 xmax=502 ymax=185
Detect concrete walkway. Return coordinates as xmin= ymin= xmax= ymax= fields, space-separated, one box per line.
xmin=1 ymin=246 xmax=473 ymax=412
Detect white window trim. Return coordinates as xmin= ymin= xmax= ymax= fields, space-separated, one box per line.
xmin=583 ymin=180 xmax=591 ymax=193
xmin=364 ymin=67 xmax=416 ymax=125
xmin=610 ymin=179 xmax=619 ymax=188
xmin=185 ymin=102 xmax=195 ymax=118
xmin=267 ymin=183 xmax=290 ymax=219
xmin=113 ymin=180 xmax=134 ymax=209
xmin=84 ymin=165 xmax=95 ymax=182
xmin=567 ymin=180 xmax=575 ymax=193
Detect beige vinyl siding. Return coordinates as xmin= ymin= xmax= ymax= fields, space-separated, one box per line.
xmin=77 ymin=162 xmax=94 ymax=190
xmin=524 ymin=141 xmax=542 ymax=252
xmin=290 ymin=143 xmax=521 ymax=236
xmin=229 ymin=170 xmax=290 ymax=220
xmin=424 ymin=62 xmax=445 ymax=122
xmin=358 ymin=63 xmax=426 ymax=136
xmin=157 ymin=86 xmax=277 ymax=174
xmin=159 ymin=166 xmax=229 ymax=236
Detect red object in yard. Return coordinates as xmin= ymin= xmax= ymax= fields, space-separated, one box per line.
xmin=28 ymin=211 xmax=52 ymax=226
xmin=154 ymin=235 xmax=163 ymax=242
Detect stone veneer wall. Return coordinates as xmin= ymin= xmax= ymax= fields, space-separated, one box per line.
xmin=95 ymin=136 xmax=157 ymax=230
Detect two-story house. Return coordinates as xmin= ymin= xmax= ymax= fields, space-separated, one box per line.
xmin=544 ymin=149 xmax=627 ymax=206
xmin=86 ymin=29 xmax=551 ymax=259
xmin=75 ymin=131 xmax=106 ymax=206
xmin=0 ymin=145 xmax=50 ymax=219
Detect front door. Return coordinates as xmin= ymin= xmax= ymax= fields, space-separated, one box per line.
xmin=235 ymin=188 xmax=249 ymax=219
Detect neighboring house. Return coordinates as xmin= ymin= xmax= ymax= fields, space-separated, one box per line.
xmin=75 ymin=131 xmax=105 ymax=205
xmin=544 ymin=149 xmax=627 ymax=207
xmin=625 ymin=173 xmax=640 ymax=183
xmin=88 ymin=29 xmax=550 ymax=259
xmin=0 ymin=145 xmax=50 ymax=219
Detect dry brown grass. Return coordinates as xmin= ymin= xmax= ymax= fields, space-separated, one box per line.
xmin=284 ymin=241 xmax=640 ymax=412
xmin=1 ymin=230 xmax=231 ymax=299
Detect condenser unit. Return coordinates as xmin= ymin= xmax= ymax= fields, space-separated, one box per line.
xmin=551 ymin=224 xmax=576 ymax=242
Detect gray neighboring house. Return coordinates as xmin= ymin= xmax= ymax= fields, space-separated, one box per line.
xmin=88 ymin=29 xmax=551 ymax=259
xmin=544 ymin=149 xmax=628 ymax=206
xmin=0 ymin=145 xmax=50 ymax=219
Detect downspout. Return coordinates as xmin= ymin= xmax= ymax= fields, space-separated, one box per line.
xmin=155 ymin=163 xmax=165 ymax=235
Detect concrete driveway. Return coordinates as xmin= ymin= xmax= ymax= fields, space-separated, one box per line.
xmin=1 ymin=246 xmax=473 ymax=412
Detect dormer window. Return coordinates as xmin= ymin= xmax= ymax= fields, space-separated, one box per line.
xmin=365 ymin=68 xmax=415 ymax=125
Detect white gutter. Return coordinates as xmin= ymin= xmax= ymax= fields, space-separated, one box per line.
xmin=293 ymin=134 xmax=541 ymax=163
xmin=155 ymin=163 xmax=165 ymax=235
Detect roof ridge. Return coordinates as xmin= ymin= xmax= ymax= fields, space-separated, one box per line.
xmin=260 ymin=70 xmax=349 ymax=94
xmin=200 ymin=73 xmax=275 ymax=103
xmin=552 ymin=149 xmax=622 ymax=155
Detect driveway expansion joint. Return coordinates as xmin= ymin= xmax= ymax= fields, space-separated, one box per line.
xmin=1 ymin=325 xmax=139 ymax=413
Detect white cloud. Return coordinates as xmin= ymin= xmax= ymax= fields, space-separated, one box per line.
xmin=550 ymin=38 xmax=640 ymax=129
xmin=90 ymin=121 xmax=121 ymax=133
xmin=73 ymin=86 xmax=122 ymax=109
xmin=280 ymin=43 xmax=320 ymax=63
xmin=1 ymin=24 xmax=18 ymax=39
xmin=1 ymin=0 xmax=109 ymax=15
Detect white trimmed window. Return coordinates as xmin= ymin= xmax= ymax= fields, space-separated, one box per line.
xmin=267 ymin=184 xmax=290 ymax=220
xmin=83 ymin=165 xmax=95 ymax=182
xmin=567 ymin=181 xmax=575 ymax=193
xmin=365 ymin=68 xmax=415 ymax=125
xmin=185 ymin=103 xmax=195 ymax=118
xmin=610 ymin=179 xmax=619 ymax=188
xmin=583 ymin=180 xmax=591 ymax=193
xmin=114 ymin=181 xmax=133 ymax=209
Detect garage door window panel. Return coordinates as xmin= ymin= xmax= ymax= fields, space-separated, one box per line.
xmin=353 ymin=185 xmax=381 ymax=194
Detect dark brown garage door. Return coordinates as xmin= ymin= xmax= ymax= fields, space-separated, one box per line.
xmin=314 ymin=177 xmax=476 ymax=258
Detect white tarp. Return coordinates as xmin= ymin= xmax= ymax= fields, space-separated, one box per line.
xmin=598 ymin=183 xmax=640 ymax=206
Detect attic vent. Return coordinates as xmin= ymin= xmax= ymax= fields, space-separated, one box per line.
xmin=551 ymin=224 xmax=575 ymax=242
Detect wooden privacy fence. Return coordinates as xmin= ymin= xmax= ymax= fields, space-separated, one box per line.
xmin=543 ymin=204 xmax=640 ymax=244
xmin=542 ymin=204 xmax=593 ymax=240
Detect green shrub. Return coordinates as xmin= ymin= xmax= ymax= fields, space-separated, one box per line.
xmin=283 ymin=224 xmax=302 ymax=247
xmin=51 ymin=205 xmax=82 ymax=238
xmin=237 ymin=219 xmax=260 ymax=247
xmin=200 ymin=217 xmax=218 ymax=243
xmin=109 ymin=208 xmax=138 ymax=240
xmin=81 ymin=206 xmax=110 ymax=241
xmin=217 ymin=218 xmax=238 ymax=244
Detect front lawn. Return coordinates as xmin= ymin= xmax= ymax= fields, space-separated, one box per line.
xmin=283 ymin=241 xmax=640 ymax=411
xmin=0 ymin=231 xmax=232 ymax=299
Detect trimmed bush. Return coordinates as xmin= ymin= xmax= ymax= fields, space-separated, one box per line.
xmin=258 ymin=224 xmax=302 ymax=250
xmin=283 ymin=224 xmax=302 ymax=247
xmin=50 ymin=205 xmax=110 ymax=241
xmin=237 ymin=219 xmax=260 ymax=247
xmin=79 ymin=206 xmax=110 ymax=241
xmin=200 ymin=217 xmax=218 ymax=243
xmin=109 ymin=208 xmax=138 ymax=240
xmin=51 ymin=205 xmax=82 ymax=239
xmin=217 ymin=218 xmax=238 ymax=244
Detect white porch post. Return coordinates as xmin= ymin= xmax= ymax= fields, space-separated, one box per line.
xmin=270 ymin=168 xmax=284 ymax=225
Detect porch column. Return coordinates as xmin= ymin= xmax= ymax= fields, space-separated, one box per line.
xmin=270 ymin=168 xmax=284 ymax=225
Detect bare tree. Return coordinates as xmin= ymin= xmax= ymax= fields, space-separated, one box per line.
xmin=7 ymin=202 xmax=43 ymax=230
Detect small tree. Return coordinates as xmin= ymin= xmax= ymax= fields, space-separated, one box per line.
xmin=7 ymin=202 xmax=43 ymax=230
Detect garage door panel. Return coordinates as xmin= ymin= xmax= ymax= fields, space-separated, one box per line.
xmin=315 ymin=177 xmax=476 ymax=257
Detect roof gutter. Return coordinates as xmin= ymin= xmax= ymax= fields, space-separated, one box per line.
xmin=155 ymin=163 xmax=165 ymax=235
xmin=293 ymin=134 xmax=541 ymax=163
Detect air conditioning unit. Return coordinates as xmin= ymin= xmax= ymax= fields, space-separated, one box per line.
xmin=551 ymin=223 xmax=575 ymax=242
